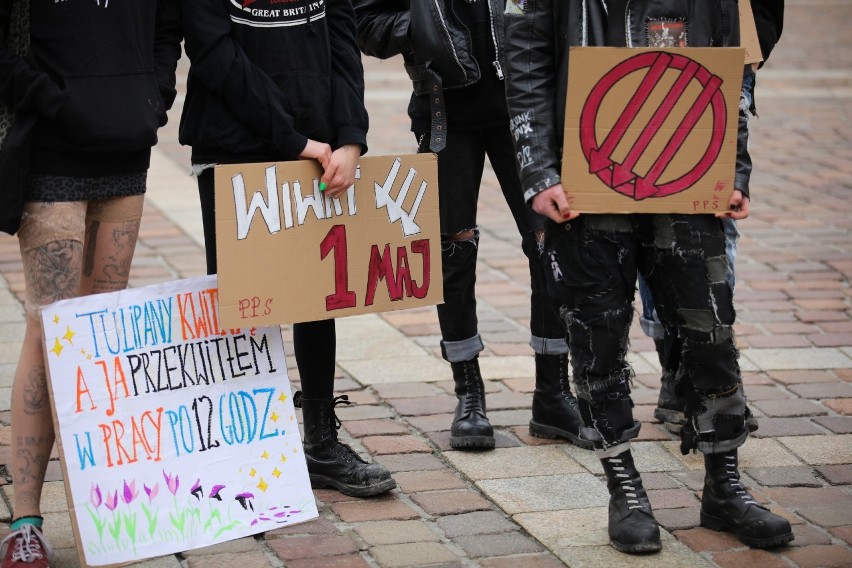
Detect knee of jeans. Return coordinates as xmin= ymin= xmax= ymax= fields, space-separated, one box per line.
xmin=441 ymin=228 xmax=478 ymax=254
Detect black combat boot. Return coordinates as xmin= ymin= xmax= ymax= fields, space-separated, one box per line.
xmin=450 ymin=358 xmax=494 ymax=449
xmin=701 ymin=450 xmax=794 ymax=548
xmin=601 ymin=450 xmax=662 ymax=554
xmin=529 ymin=353 xmax=592 ymax=448
xmin=297 ymin=393 xmax=397 ymax=498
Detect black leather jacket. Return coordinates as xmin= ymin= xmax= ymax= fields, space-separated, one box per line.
xmin=354 ymin=0 xmax=506 ymax=151
xmin=504 ymin=0 xmax=752 ymax=203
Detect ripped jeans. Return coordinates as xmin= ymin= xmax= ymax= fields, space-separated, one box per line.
xmin=416 ymin=125 xmax=566 ymax=363
xmin=544 ymin=214 xmax=748 ymax=454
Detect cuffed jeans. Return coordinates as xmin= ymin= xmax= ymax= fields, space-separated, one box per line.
xmin=545 ymin=214 xmax=748 ymax=454
xmin=416 ymin=125 xmax=566 ymax=363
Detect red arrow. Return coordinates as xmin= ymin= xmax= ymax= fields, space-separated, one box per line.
xmin=589 ymin=52 xmax=673 ymax=175
xmin=634 ymin=73 xmax=724 ymax=200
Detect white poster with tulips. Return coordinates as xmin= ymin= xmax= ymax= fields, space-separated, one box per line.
xmin=40 ymin=275 xmax=318 ymax=567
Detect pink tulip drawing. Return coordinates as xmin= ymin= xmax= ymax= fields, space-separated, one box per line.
xmin=104 ymin=490 xmax=119 ymax=512
xmin=209 ymin=485 xmax=225 ymax=501
xmin=90 ymin=483 xmax=102 ymax=509
xmin=122 ymin=480 xmax=139 ymax=504
xmin=144 ymin=482 xmax=159 ymax=503
xmin=163 ymin=470 xmax=180 ymax=495
xmin=190 ymin=479 xmax=203 ymax=500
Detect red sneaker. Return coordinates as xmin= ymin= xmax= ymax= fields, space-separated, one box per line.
xmin=0 ymin=524 xmax=52 ymax=568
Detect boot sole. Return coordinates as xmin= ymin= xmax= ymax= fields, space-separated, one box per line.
xmin=309 ymin=474 xmax=397 ymax=498
xmin=529 ymin=420 xmax=594 ymax=449
xmin=450 ymin=435 xmax=495 ymax=450
xmin=700 ymin=511 xmax=794 ymax=548
xmin=610 ymin=538 xmax=662 ymax=554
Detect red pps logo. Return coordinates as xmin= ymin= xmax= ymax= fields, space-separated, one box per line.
xmin=580 ymin=51 xmax=727 ymax=201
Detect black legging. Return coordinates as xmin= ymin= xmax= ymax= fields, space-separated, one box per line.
xmin=197 ymin=168 xmax=335 ymax=400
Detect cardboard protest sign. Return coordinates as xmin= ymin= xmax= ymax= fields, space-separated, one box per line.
xmin=41 ymin=275 xmax=317 ymax=567
xmin=740 ymin=0 xmax=764 ymax=66
xmin=562 ymin=47 xmax=745 ymax=214
xmin=214 ymin=154 xmax=442 ymax=328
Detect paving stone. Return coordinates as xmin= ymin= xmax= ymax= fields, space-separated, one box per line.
xmin=710 ymin=549 xmax=791 ymax=568
xmin=361 ymin=435 xmax=432 ymax=455
xmin=752 ymin=398 xmax=828 ymax=417
xmin=769 ymin=370 xmax=838 ymax=385
xmin=286 ymin=555 xmax=371 ymax=568
xmin=266 ymin=534 xmax=359 ymax=560
xmin=410 ymin=490 xmax=492 ymax=516
xmin=443 ymin=446 xmax=585 ymax=481
xmin=435 ymin=511 xmax=518 ymax=538
xmin=393 ymin=470 xmax=467 ymax=493
xmin=647 ymin=488 xmax=700 ymax=509
xmin=514 ymin=508 xmax=610 ymax=548
xmin=745 ymin=466 xmax=823 ymax=487
xmin=335 ymin=404 xmax=395 ymax=421
xmin=508 ymin=426 xmax=566 ymax=446
xmin=406 ymin=414 xmax=452 ymax=432
xmin=476 ymin=474 xmax=609 ymax=515
xmin=554 ymin=537 xmax=710 ymax=568
xmin=332 ymin=497 xmax=420 ymax=523
xmin=486 ymin=409 xmax=532 ymax=427
xmin=662 ymin=438 xmax=801 ymax=470
xmin=181 ymin=537 xmax=263 ymax=555
xmin=763 ymin=486 xmax=852 ymax=510
xmin=828 ymin=525 xmax=852 ymax=545
xmin=788 ymin=523 xmax=833 ymax=547
xmin=813 ymin=416 xmax=852 ymax=434
xmin=778 ymin=434 xmax=852 ymax=465
xmin=370 ymin=542 xmax=458 ymax=567
xmin=782 ymin=544 xmax=852 ymax=568
xmin=796 ymin=507 xmax=852 ymax=528
xmin=654 ymin=506 xmax=702 ymax=531
xmin=453 ymin=531 xmax=543 ymax=558
xmin=388 ymin=396 xmax=457 ymax=417
xmin=264 ymin=515 xmax=339 ymax=537
xmin=124 ymin=554 xmax=182 ymax=568
xmin=339 ymin=356 xmax=449 ymax=385
xmin=824 ymin=398 xmax=852 ymax=415
xmin=353 ymin=520 xmax=440 ymax=546
xmin=787 ymin=381 xmax=852 ymax=399
xmin=2 ymin=480 xmax=68 ymax=514
xmin=374 ymin=453 xmax=447 ymax=473
xmin=343 ymin=419 xmax=411 ymax=438
xmin=815 ymin=464 xmax=852 ymax=485
xmin=750 ymin=417 xmax=826 ymax=438
xmin=186 ymin=551 xmax=273 ymax=568
xmin=565 ymin=440 xmax=685 ymax=474
xmin=742 ymin=348 xmax=852 ymax=371
xmin=672 ymin=526 xmax=743 ymax=552
xmin=425 ymin=430 xmax=520 ymax=452
xmin=478 ymin=554 xmax=565 ymax=568
xmin=372 ymin=382 xmax=443 ymax=399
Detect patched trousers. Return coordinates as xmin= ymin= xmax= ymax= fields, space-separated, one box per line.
xmin=544 ymin=213 xmax=749 ymax=455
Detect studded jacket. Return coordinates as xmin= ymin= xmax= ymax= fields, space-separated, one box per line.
xmin=504 ymin=0 xmax=753 ymax=204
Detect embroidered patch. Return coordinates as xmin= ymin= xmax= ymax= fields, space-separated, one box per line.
xmin=505 ymin=0 xmax=526 ymax=15
xmin=647 ymin=19 xmax=687 ymax=48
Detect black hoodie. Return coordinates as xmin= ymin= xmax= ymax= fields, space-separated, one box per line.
xmin=178 ymin=0 xmax=368 ymax=165
xmin=0 ymin=0 xmax=182 ymax=177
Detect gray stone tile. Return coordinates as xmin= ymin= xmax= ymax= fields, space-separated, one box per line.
xmin=553 ymin=537 xmax=710 ymax=568
xmin=336 ymin=315 xmax=428 ymax=361
xmin=562 ymin=441 xmax=684 ymax=475
xmin=486 ymin=409 xmax=531 ymax=427
xmin=476 ymin=474 xmax=609 ymax=514
xmin=182 ymin=537 xmax=264 ymax=555
xmin=742 ymin=348 xmax=852 ymax=371
xmin=370 ymin=542 xmax=458 ymax=567
xmin=514 ymin=508 xmax=611 ymax=549
xmin=778 ymin=434 xmax=852 ymax=465
xmin=744 ymin=466 xmax=823 ymax=487
xmin=443 ymin=446 xmax=585 ymax=480
xmin=338 ymin=356 xmax=449 ymax=385
xmin=453 ymin=532 xmax=543 ymax=558
xmin=661 ymin=438 xmax=801 ymax=470
xmin=131 ymin=555 xmax=183 ymax=567
xmin=435 ymin=511 xmax=518 ymax=539
xmin=354 ymin=520 xmax=440 ymax=546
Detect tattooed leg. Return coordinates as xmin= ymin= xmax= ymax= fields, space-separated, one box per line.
xmin=80 ymin=195 xmax=143 ymax=295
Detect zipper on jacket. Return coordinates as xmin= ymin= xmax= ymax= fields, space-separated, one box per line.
xmin=485 ymin=0 xmax=504 ymax=80
xmin=433 ymin=0 xmax=467 ymax=82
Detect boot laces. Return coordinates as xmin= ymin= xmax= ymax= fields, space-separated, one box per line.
xmin=461 ymin=364 xmax=483 ymax=415
xmin=1 ymin=524 xmax=51 ymax=563
xmin=607 ymin=457 xmax=644 ymax=510
xmin=723 ymin=454 xmax=759 ymax=506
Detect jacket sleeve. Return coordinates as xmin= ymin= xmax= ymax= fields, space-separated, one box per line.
xmin=0 ymin=0 xmax=65 ymax=117
xmin=154 ymin=0 xmax=182 ymax=112
xmin=179 ymin=0 xmax=307 ymax=158
xmin=504 ymin=0 xmax=562 ymax=203
xmin=751 ymin=0 xmax=783 ymax=64
xmin=327 ymin=0 xmax=369 ymax=153
xmin=353 ymin=0 xmax=411 ymax=60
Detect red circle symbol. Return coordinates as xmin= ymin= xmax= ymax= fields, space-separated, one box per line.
xmin=579 ymin=51 xmax=728 ymax=200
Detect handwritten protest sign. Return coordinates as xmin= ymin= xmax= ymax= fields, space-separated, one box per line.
xmin=561 ymin=47 xmax=744 ymax=213
xmin=41 ymin=275 xmax=317 ymax=567
xmin=214 ymin=154 xmax=442 ymax=328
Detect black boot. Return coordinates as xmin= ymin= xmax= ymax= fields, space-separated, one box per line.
xmin=450 ymin=358 xmax=494 ymax=450
xmin=297 ymin=393 xmax=397 ymax=498
xmin=529 ymin=353 xmax=592 ymax=448
xmin=601 ymin=450 xmax=662 ymax=554
xmin=701 ymin=450 xmax=793 ymax=548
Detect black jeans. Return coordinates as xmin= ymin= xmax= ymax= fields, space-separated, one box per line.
xmin=416 ymin=124 xmax=566 ymax=363
xmin=197 ymin=168 xmax=335 ymax=400
xmin=545 ymin=214 xmax=748 ymax=454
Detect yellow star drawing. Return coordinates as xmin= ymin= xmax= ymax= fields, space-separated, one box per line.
xmin=261 ymin=451 xmax=269 ymax=460
xmin=272 ymin=468 xmax=282 ymax=478
xmin=271 ymin=412 xmax=279 ymax=422
xmin=249 ymin=467 xmax=257 ymax=477
xmin=280 ymin=454 xmax=287 ymax=463
xmin=63 ymin=326 xmax=75 ymax=344
xmin=278 ymin=393 xmax=287 ymax=403
xmin=50 ymin=338 xmax=63 ymax=357
xmin=257 ymin=477 xmax=268 ymax=492
xmin=52 ymin=314 xmax=60 ymax=324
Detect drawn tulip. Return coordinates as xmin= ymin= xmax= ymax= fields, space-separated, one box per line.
xmin=235 ymin=492 xmax=255 ymax=511
xmin=209 ymin=485 xmax=225 ymax=501
xmin=190 ymin=478 xmax=203 ymax=500
xmin=104 ymin=490 xmax=119 ymax=512
xmin=122 ymin=480 xmax=139 ymax=504
xmin=90 ymin=483 xmax=102 ymax=509
xmin=144 ymin=482 xmax=159 ymax=503
xmin=163 ymin=470 xmax=180 ymax=495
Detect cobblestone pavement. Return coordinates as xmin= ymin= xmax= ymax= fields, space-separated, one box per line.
xmin=0 ymin=1 xmax=850 ymax=567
